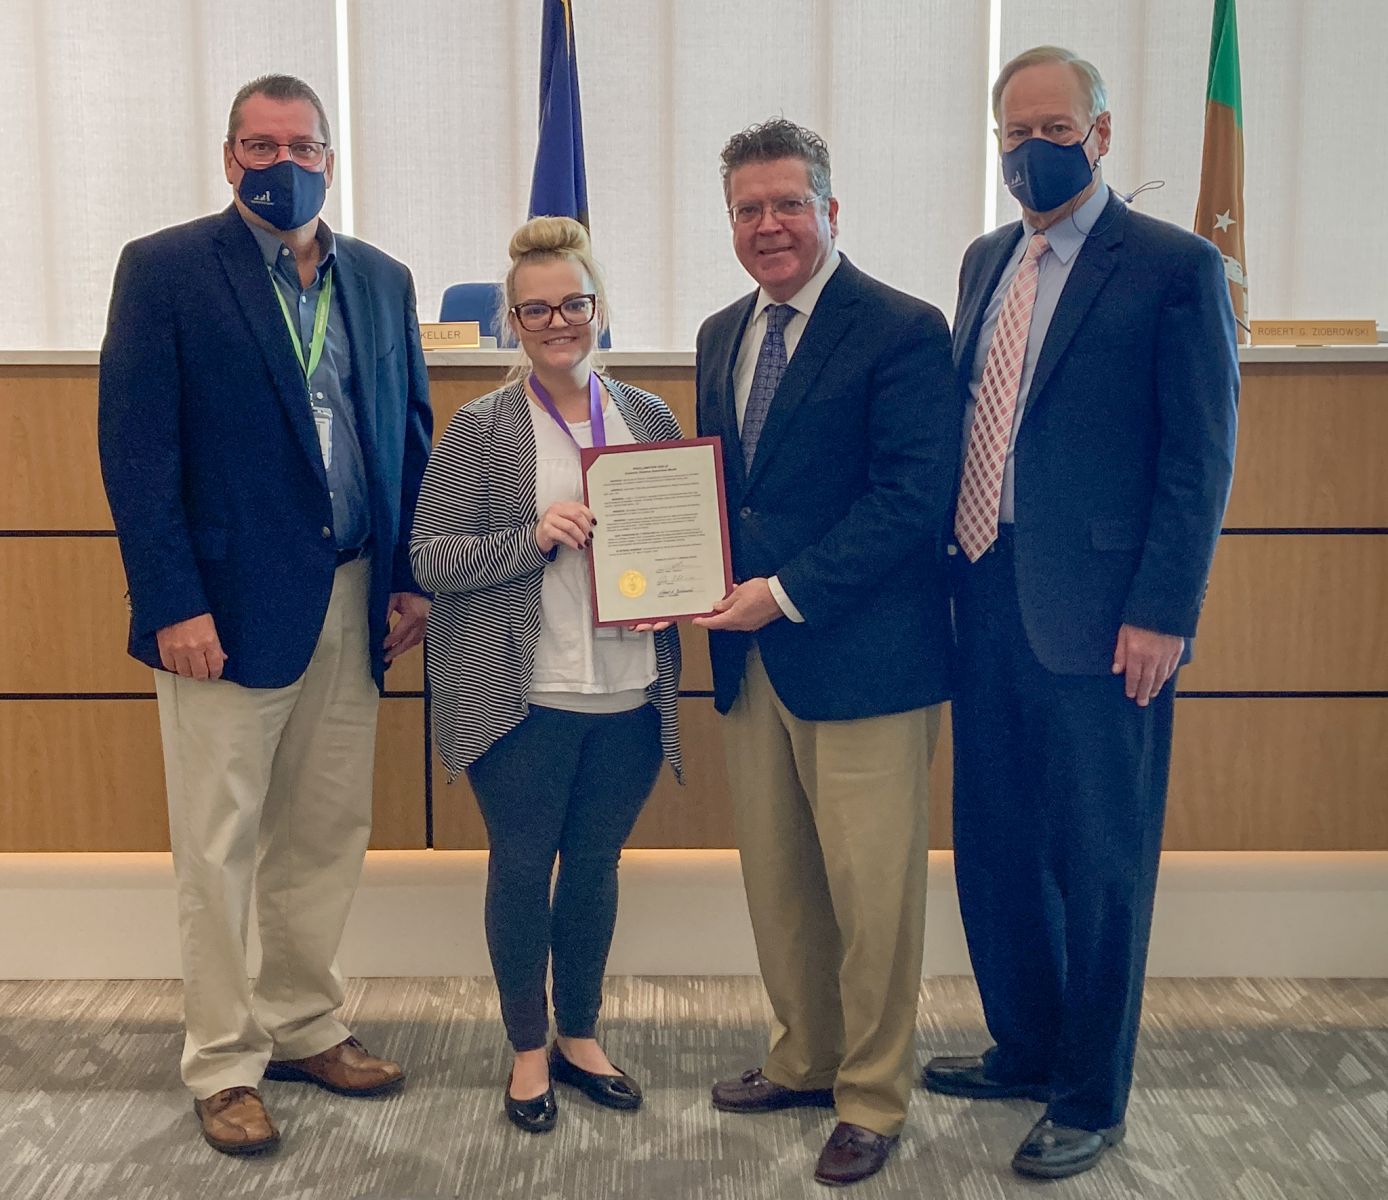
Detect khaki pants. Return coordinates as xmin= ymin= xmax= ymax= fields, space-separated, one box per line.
xmin=154 ymin=558 xmax=378 ymax=1099
xmin=722 ymin=648 xmax=939 ymax=1136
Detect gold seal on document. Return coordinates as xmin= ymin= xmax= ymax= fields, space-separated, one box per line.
xmin=618 ymin=570 xmax=647 ymax=598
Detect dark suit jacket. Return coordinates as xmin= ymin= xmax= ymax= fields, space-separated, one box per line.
xmin=953 ymin=193 xmax=1239 ymax=674
xmin=98 ymin=205 xmax=433 ymax=691
xmin=696 ymin=255 xmax=959 ymax=720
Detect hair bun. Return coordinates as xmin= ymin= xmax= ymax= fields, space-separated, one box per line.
xmin=508 ymin=216 xmax=591 ymax=262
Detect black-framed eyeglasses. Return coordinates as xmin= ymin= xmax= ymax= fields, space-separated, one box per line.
xmin=235 ymin=138 xmax=328 ymax=168
xmin=727 ymin=195 xmax=822 ymax=225
xmin=510 ymin=294 xmax=598 ymax=332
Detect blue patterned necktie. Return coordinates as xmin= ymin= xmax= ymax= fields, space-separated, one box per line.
xmin=741 ymin=303 xmax=795 ymax=470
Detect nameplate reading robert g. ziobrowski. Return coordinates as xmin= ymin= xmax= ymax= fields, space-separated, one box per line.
xmin=581 ymin=437 xmax=733 ymax=626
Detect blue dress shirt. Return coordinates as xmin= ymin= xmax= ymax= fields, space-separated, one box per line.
xmin=245 ymin=216 xmax=370 ymax=552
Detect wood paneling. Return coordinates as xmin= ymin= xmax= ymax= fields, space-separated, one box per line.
xmin=428 ymin=365 xmax=698 ymax=438
xmin=931 ymin=699 xmax=1388 ymax=851
xmin=1166 ymin=698 xmax=1388 ymax=850
xmin=384 ymin=640 xmax=424 ymax=693
xmin=434 ymin=698 xmax=957 ymax=851
xmin=5 ymin=361 xmax=1386 ymax=856
xmin=606 ymin=368 xmax=698 ymax=437
xmin=429 ymin=756 xmax=485 ymax=849
xmin=0 ymin=537 xmax=149 ymax=692
xmin=1185 ymin=534 xmax=1388 ymax=691
xmin=428 ymin=370 xmax=507 ymax=433
xmin=0 ymin=537 xmax=426 ymax=695
xmin=13 ymin=532 xmax=1381 ymax=701
xmin=0 ymin=698 xmax=425 ymax=851
xmin=0 ymin=700 xmax=169 ymax=850
xmin=13 ymin=361 xmax=1384 ymax=534
xmin=370 ymin=699 xmax=427 ymax=848
xmin=430 ymin=695 xmax=1388 ymax=853
xmin=677 ymin=624 xmax=713 ymax=693
xmin=0 ymin=368 xmax=109 ymax=530
xmin=631 ymin=699 xmax=732 ymax=847
xmin=1225 ymin=366 xmax=1388 ymax=529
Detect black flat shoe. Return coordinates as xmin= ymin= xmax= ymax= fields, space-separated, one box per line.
xmin=549 ymin=1042 xmax=642 ymax=1110
xmin=504 ymin=1071 xmax=558 ymax=1134
xmin=921 ymin=1054 xmax=1050 ymax=1102
xmin=1011 ymin=1116 xmax=1126 ymax=1179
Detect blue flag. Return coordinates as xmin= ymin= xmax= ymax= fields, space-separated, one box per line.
xmin=529 ymin=0 xmax=589 ymax=227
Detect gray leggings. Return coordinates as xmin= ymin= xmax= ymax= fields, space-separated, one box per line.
xmin=465 ymin=703 xmax=663 ymax=1051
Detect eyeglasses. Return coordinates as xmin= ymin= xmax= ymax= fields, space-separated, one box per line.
xmin=510 ymin=294 xmax=598 ymax=332
xmin=236 ymin=138 xmax=328 ymax=168
xmin=727 ymin=195 xmax=822 ymax=225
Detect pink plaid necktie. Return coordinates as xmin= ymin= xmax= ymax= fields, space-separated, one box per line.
xmin=955 ymin=232 xmax=1050 ymax=561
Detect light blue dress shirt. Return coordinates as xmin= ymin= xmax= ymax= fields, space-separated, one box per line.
xmin=964 ymin=183 xmax=1112 ymax=523
xmin=245 ymin=217 xmax=371 ymax=552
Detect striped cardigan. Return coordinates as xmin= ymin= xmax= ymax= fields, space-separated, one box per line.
xmin=411 ymin=377 xmax=684 ymax=782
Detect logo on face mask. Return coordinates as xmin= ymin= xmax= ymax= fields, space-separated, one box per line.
xmin=1000 ymin=126 xmax=1097 ymax=214
xmin=236 ymin=159 xmax=326 ymax=231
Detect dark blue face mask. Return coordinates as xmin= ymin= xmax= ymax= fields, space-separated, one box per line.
xmin=1000 ymin=125 xmax=1096 ymax=214
xmin=236 ymin=159 xmax=326 ymax=231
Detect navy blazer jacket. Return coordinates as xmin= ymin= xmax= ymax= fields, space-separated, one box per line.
xmin=953 ymin=193 xmax=1239 ymax=674
xmin=696 ymin=256 xmax=959 ymax=720
xmin=98 ymin=205 xmax=433 ymax=691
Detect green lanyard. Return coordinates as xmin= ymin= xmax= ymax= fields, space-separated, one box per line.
xmin=270 ymin=265 xmax=334 ymax=393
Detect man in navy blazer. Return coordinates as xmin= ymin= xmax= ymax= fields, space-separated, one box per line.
xmin=694 ymin=119 xmax=958 ymax=1187
xmin=921 ymin=48 xmax=1238 ymax=1180
xmin=98 ymin=75 xmax=431 ymax=1155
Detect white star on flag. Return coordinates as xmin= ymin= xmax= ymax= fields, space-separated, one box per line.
xmin=1214 ymin=210 xmax=1235 ymax=232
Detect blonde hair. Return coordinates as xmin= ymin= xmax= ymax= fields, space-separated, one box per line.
xmin=499 ymin=216 xmax=610 ymax=384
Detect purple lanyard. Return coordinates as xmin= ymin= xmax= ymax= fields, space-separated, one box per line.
xmin=528 ymin=372 xmax=606 ymax=449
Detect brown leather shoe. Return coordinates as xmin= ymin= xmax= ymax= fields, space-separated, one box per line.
xmin=263 ymin=1036 xmax=405 ymax=1096
xmin=711 ymin=1067 xmax=836 ymax=1113
xmin=813 ymin=1121 xmax=898 ymax=1187
xmin=193 ymin=1086 xmax=280 ymax=1155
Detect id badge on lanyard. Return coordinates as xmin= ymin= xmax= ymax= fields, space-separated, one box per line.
xmin=272 ymin=266 xmax=334 ymax=471
xmin=311 ymin=404 xmax=333 ymax=470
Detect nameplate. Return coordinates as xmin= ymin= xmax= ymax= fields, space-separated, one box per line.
xmin=418 ymin=321 xmax=481 ymax=350
xmin=1250 ymin=320 xmax=1378 ymax=346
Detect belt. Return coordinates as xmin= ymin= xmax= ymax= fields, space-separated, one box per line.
xmin=335 ymin=544 xmax=367 ymax=567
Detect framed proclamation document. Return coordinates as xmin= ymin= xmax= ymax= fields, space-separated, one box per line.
xmin=580 ymin=436 xmax=734 ymax=626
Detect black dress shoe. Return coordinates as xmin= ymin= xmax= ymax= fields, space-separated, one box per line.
xmin=813 ymin=1122 xmax=898 ymax=1187
xmin=504 ymin=1071 xmax=558 ymax=1134
xmin=1011 ymin=1116 xmax=1126 ymax=1179
xmin=921 ymin=1055 xmax=1049 ymax=1102
xmin=711 ymin=1068 xmax=836 ymax=1113
xmin=548 ymin=1043 xmax=642 ymax=1110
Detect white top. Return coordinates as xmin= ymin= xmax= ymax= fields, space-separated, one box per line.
xmin=528 ymin=383 xmax=657 ymax=713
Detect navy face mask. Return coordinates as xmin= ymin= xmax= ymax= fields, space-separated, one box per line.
xmin=236 ymin=159 xmax=326 ymax=231
xmin=1000 ymin=126 xmax=1096 ymax=214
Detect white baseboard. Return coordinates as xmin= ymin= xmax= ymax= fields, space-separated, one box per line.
xmin=2 ymin=850 xmax=1385 ymax=980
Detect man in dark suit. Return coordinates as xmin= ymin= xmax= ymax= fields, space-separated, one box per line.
xmin=98 ymin=75 xmax=432 ymax=1155
xmin=921 ymin=47 xmax=1238 ymax=1180
xmin=693 ymin=118 xmax=958 ymax=1187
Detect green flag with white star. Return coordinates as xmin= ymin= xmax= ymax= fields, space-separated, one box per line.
xmin=1194 ymin=0 xmax=1247 ymax=339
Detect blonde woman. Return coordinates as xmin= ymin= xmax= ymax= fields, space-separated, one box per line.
xmin=410 ymin=218 xmax=682 ymax=1133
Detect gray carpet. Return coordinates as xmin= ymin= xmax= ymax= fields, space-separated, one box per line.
xmin=1 ymin=976 xmax=1385 ymax=1200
